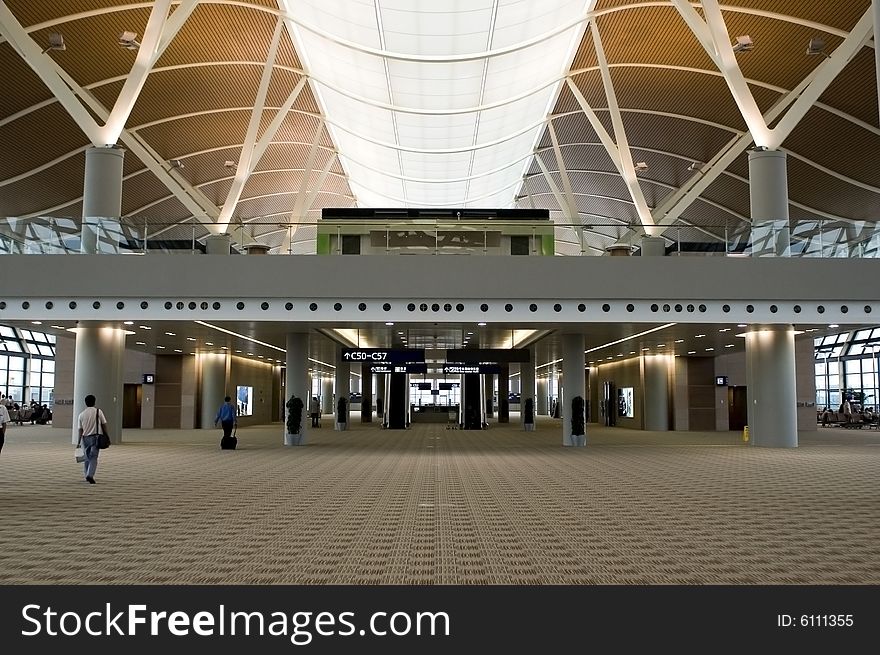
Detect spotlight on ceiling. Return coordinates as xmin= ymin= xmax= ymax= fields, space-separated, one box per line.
xmin=119 ymin=31 xmax=141 ymax=50
xmin=43 ymin=32 xmax=66 ymax=53
xmin=732 ymin=35 xmax=753 ymax=53
xmin=224 ymin=160 xmax=237 ymax=168
xmin=169 ymin=159 xmax=184 ymax=169
xmin=806 ymin=37 xmax=830 ymax=58
xmin=634 ymin=161 xmax=648 ymax=173
xmin=687 ymin=161 xmax=701 ymax=172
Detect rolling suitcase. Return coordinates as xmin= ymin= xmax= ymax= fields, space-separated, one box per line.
xmin=220 ymin=426 xmax=238 ymax=450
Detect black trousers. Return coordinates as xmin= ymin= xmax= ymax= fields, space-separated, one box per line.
xmin=311 ymin=413 xmax=320 ymax=427
xmin=0 ymin=427 xmax=5 ymax=453
xmin=221 ymin=420 xmax=234 ymax=438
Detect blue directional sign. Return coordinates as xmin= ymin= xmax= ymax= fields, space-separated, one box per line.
xmin=341 ymin=348 xmax=425 ymax=363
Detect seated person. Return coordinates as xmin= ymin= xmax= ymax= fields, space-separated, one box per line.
xmin=820 ymin=407 xmax=832 ymax=427
xmin=34 ymin=405 xmax=51 ymax=425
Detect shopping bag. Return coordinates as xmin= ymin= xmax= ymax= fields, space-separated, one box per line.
xmin=75 ymin=446 xmax=86 ymax=463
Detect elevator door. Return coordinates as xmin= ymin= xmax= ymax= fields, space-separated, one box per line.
xmin=122 ymin=384 xmax=142 ymax=429
xmin=728 ymin=386 xmax=747 ymax=431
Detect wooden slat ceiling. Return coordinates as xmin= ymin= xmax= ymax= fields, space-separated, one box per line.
xmin=0 ymin=1 xmax=877 ymax=252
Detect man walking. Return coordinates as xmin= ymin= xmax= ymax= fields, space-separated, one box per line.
xmin=214 ymin=395 xmax=237 ymax=438
xmin=0 ymin=400 xmax=9 ymax=454
xmin=77 ymin=394 xmax=108 ymax=484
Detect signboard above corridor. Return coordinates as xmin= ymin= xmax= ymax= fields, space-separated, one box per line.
xmin=341 ymin=348 xmax=426 ymax=363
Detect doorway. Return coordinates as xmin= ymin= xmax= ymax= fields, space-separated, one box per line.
xmin=728 ymin=386 xmax=747 ymax=431
xmin=123 ymin=384 xmax=142 ymax=429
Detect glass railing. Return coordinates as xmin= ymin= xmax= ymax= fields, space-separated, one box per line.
xmin=1 ymin=215 xmax=879 ymax=258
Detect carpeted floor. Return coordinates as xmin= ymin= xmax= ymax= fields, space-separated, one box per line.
xmin=0 ymin=419 xmax=877 ymax=584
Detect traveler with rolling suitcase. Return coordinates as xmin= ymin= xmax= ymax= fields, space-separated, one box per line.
xmin=214 ymin=396 xmax=238 ymax=450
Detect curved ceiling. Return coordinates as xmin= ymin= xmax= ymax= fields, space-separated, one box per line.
xmin=0 ymin=0 xmax=877 ymax=254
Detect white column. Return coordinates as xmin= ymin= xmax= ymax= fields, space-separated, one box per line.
xmin=199 ymin=353 xmax=227 ymax=429
xmin=321 ymin=377 xmax=333 ymax=414
xmin=875 ymin=0 xmax=880 ymax=128
xmin=745 ymin=326 xmax=798 ymax=448
xmin=521 ymin=355 xmax=536 ymax=431
xmin=71 ymin=324 xmax=125 ymax=444
xmin=483 ymin=374 xmax=494 ymax=418
xmin=205 ymin=234 xmax=232 ymax=255
xmin=537 ymin=377 xmax=549 ymax=415
xmin=82 ymin=146 xmax=124 ymax=254
xmin=285 ymin=332 xmax=309 ymax=445
xmin=749 ymin=149 xmax=790 ymax=256
xmin=562 ymin=333 xmax=586 ymax=446
xmin=643 ymin=355 xmax=670 ymax=431
xmin=335 ymin=356 xmax=350 ymax=430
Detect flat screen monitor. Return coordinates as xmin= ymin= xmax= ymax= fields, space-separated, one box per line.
xmin=618 ymin=387 xmax=634 ymax=418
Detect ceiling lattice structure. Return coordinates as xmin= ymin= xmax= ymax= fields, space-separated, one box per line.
xmin=0 ymin=1 xmax=877 ymax=255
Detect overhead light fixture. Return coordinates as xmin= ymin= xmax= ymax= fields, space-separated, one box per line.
xmin=687 ymin=351 xmax=696 ymax=355
xmin=385 ymin=322 xmax=394 ymax=326
xmin=135 ymin=341 xmax=145 ymax=346
xmin=224 ymin=160 xmax=237 ymax=168
xmin=687 ymin=161 xmax=701 ymax=172
xmin=165 ymin=332 xmax=176 ymax=336
xmin=732 ymin=35 xmax=753 ymax=53
xmin=156 ymin=345 xmax=165 ymax=349
xmin=140 ymin=325 xmax=151 ymax=329
xmin=43 ymin=32 xmax=66 ymax=53
xmin=829 ymin=324 xmax=839 ymax=329
xmin=634 ymin=162 xmax=648 ymax=173
xmin=123 ymin=321 xmax=134 ymax=325
xmin=806 ymin=37 xmax=829 ymax=58
xmin=31 ymin=321 xmax=42 ymax=325
xmin=118 ymin=31 xmax=141 ymax=50
xmin=169 ymin=159 xmax=184 ymax=169
xmin=477 ymin=322 xmax=487 ymax=327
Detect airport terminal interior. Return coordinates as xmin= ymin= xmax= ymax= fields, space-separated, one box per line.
xmin=1 ymin=1 xmax=879 ymax=584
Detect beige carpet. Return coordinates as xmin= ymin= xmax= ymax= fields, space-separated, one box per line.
xmin=1 ymin=420 xmax=877 ymax=584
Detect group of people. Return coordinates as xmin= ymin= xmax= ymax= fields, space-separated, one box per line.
xmin=820 ymin=401 xmax=876 ymax=427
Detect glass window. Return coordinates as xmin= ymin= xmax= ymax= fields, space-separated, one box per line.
xmin=815 ymin=363 xmax=826 ymax=375
xmin=42 ymin=372 xmax=54 ymax=388
xmin=3 ymin=341 xmax=22 ymax=352
xmin=19 ymin=330 xmax=32 ymax=340
xmin=846 ymin=373 xmax=861 ymax=389
xmin=26 ymin=343 xmax=41 ymax=355
xmin=862 ymin=357 xmax=875 ymax=372
xmin=0 ymin=326 xmax=15 ymax=338
xmin=7 ymin=387 xmax=22 ymax=402
xmin=31 ymin=332 xmax=48 ymax=343
xmin=42 ymin=360 xmax=55 ymax=373
xmin=7 ymin=356 xmax=24 ymax=370
xmin=8 ymin=370 xmax=23 ymax=386
xmin=46 ymin=334 xmax=56 ymax=344
xmin=815 ymin=376 xmax=826 ymax=390
xmin=828 ymin=361 xmax=839 ymax=375
xmin=830 ymin=391 xmax=841 ymax=407
xmin=38 ymin=345 xmax=54 ymax=357
xmin=828 ymin=375 xmax=839 ymax=389
xmin=854 ymin=329 xmax=872 ymax=341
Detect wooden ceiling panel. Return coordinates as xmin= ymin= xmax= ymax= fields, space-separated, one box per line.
xmin=782 ymin=108 xmax=880 ymax=188
xmin=700 ymin=173 xmax=752 ymax=220
xmin=818 ymin=48 xmax=879 ymax=130
xmin=121 ymin=169 xmax=178 ymax=217
xmin=0 ymin=103 xmax=91 ymax=180
xmin=621 ymin=112 xmax=738 ymax=163
xmin=0 ymin=154 xmax=84 ymax=217
xmin=135 ymin=110 xmax=252 ymax=160
xmin=785 ymin=156 xmax=880 ymax=222
xmin=0 ymin=43 xmax=55 ymax=120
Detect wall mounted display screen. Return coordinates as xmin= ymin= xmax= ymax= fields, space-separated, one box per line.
xmin=618 ymin=387 xmax=634 ymax=418
xmin=237 ymin=385 xmax=253 ymax=417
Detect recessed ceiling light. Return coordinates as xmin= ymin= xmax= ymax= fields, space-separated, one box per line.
xmin=642 ymin=347 xmax=650 ymax=351
xmin=606 ymin=356 xmax=613 ymax=360
xmin=478 ymin=322 xmax=487 ymax=327
xmin=705 ymin=348 xmax=714 ymax=352
xmin=258 ymin=355 xmax=264 ymax=358
xmin=140 ymin=325 xmax=151 ymax=330
xmin=31 ymin=321 xmax=42 ymax=325
xmin=124 ymin=321 xmax=134 ymax=325
xmin=617 ymin=353 xmax=624 ymax=357
xmin=467 ymin=332 xmax=473 ymax=335
xmin=657 ymin=344 xmax=666 ymax=347
xmin=51 ymin=325 xmax=66 ymax=329
xmin=135 ymin=341 xmax=145 ymax=345
xmin=719 ymin=328 xmax=730 ymax=333
xmin=629 ymin=351 xmax=636 ymax=355
xmin=174 ymin=349 xmax=182 ymax=353
xmin=675 ymin=339 xmax=684 ymax=343
xmin=165 ymin=332 xmax=175 ymax=336
xmin=235 ymin=350 xmax=242 ymax=353
xmin=205 ymin=342 xmax=213 ymax=346
xmin=385 ymin=322 xmax=394 ymax=326
xmin=695 ymin=334 xmax=705 ymax=338
xmin=725 ymin=344 xmax=735 ymax=348
xmin=398 ymin=331 xmax=404 ymax=335
xmin=829 ymin=324 xmax=839 ymax=328
xmin=156 ymin=345 xmax=165 ymax=349
xmin=687 ymin=351 xmax=696 ymax=354
xmin=221 ymin=346 xmax=228 ymax=349
xmin=737 ymin=324 xmax=747 ymax=328
xmin=247 ymin=352 xmax=254 ymax=356
xmin=187 ymin=337 xmax=196 ymax=341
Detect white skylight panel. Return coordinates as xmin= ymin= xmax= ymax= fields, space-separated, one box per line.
xmin=282 ymin=0 xmax=593 ymax=208
xmin=394 ymin=112 xmax=479 ymax=149
xmin=387 ymin=60 xmax=485 ymax=111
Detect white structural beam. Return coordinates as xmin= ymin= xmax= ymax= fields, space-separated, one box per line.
xmin=0 ymin=2 xmax=103 ymax=144
xmin=769 ymin=7 xmax=874 ymax=146
xmin=675 ymin=0 xmax=873 ymax=150
xmin=99 ymin=0 xmax=199 ymax=145
xmin=696 ymin=0 xmax=774 ymax=147
xmin=589 ymin=20 xmax=655 ymax=231
xmin=875 ymin=0 xmax=880 ymax=126
xmin=51 ymin=66 xmax=220 ymax=223
xmin=547 ymin=122 xmax=580 ymax=222
xmin=217 ymin=18 xmax=286 ymax=230
xmin=652 ymin=68 xmax=819 ymax=227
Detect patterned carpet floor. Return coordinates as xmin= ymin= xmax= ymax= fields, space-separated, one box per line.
xmin=1 ymin=419 xmax=877 ymax=584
